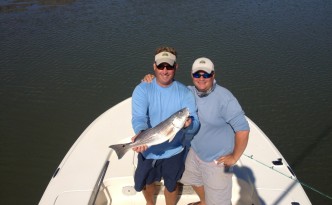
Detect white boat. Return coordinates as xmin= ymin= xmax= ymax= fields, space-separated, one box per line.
xmin=39 ymin=97 xmax=312 ymax=205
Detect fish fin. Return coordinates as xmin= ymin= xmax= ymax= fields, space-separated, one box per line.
xmin=109 ymin=142 xmax=131 ymax=159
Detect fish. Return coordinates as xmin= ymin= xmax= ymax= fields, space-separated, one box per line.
xmin=109 ymin=107 xmax=190 ymax=159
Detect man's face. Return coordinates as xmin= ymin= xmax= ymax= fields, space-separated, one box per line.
xmin=192 ymin=71 xmax=215 ymax=92
xmin=154 ymin=63 xmax=176 ymax=87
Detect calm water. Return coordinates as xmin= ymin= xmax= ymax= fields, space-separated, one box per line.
xmin=1 ymin=0 xmax=331 ymax=204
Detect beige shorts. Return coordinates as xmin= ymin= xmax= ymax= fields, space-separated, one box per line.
xmin=180 ymin=148 xmax=233 ymax=205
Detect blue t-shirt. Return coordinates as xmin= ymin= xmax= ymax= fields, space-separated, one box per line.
xmin=132 ymin=78 xmax=199 ymax=159
xmin=188 ymin=83 xmax=250 ymax=162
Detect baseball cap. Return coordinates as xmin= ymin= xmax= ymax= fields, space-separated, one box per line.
xmin=155 ymin=52 xmax=176 ymax=66
xmin=192 ymin=57 xmax=214 ymax=74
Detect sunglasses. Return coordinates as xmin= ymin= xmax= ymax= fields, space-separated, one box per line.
xmin=192 ymin=72 xmax=214 ymax=79
xmin=156 ymin=64 xmax=175 ymax=70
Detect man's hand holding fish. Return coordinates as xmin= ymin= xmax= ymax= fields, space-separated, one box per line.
xmin=131 ymin=116 xmax=192 ymax=153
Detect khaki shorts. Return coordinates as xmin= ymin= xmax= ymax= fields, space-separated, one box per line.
xmin=180 ymin=148 xmax=233 ymax=205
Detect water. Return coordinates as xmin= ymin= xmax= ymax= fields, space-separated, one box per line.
xmin=1 ymin=0 xmax=331 ymax=204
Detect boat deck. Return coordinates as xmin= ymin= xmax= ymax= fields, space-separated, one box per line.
xmin=39 ymin=98 xmax=311 ymax=205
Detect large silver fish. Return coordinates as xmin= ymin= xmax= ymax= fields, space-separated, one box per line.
xmin=109 ymin=107 xmax=190 ymax=159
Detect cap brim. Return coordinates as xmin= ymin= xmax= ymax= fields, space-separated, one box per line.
xmin=192 ymin=67 xmax=213 ymax=74
xmin=155 ymin=58 xmax=175 ymax=66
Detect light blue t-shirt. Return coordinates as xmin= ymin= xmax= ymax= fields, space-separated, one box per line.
xmin=132 ymin=78 xmax=199 ymax=159
xmin=188 ymin=83 xmax=250 ymax=162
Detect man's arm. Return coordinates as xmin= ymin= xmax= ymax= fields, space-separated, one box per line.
xmin=216 ymin=94 xmax=250 ymax=166
xmin=231 ymin=130 xmax=249 ymax=162
xmin=132 ymin=85 xmax=149 ymax=134
xmin=215 ymin=130 xmax=249 ymax=166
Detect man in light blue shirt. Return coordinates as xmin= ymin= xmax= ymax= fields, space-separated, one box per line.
xmin=181 ymin=57 xmax=250 ymax=205
xmin=131 ymin=46 xmax=199 ymax=205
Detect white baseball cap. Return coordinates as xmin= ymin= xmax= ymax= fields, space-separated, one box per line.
xmin=155 ymin=52 xmax=176 ymax=66
xmin=192 ymin=57 xmax=214 ymax=74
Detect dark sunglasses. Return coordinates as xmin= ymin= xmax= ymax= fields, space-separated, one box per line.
xmin=156 ymin=64 xmax=175 ymax=70
xmin=192 ymin=72 xmax=214 ymax=79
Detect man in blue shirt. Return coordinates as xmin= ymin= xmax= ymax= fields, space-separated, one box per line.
xmin=131 ymin=46 xmax=199 ymax=205
xmin=181 ymin=57 xmax=250 ymax=205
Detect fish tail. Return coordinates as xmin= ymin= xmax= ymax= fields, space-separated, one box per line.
xmin=109 ymin=142 xmax=131 ymax=159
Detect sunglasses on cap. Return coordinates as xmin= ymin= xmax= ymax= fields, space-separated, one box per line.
xmin=156 ymin=63 xmax=175 ymax=70
xmin=192 ymin=72 xmax=214 ymax=79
